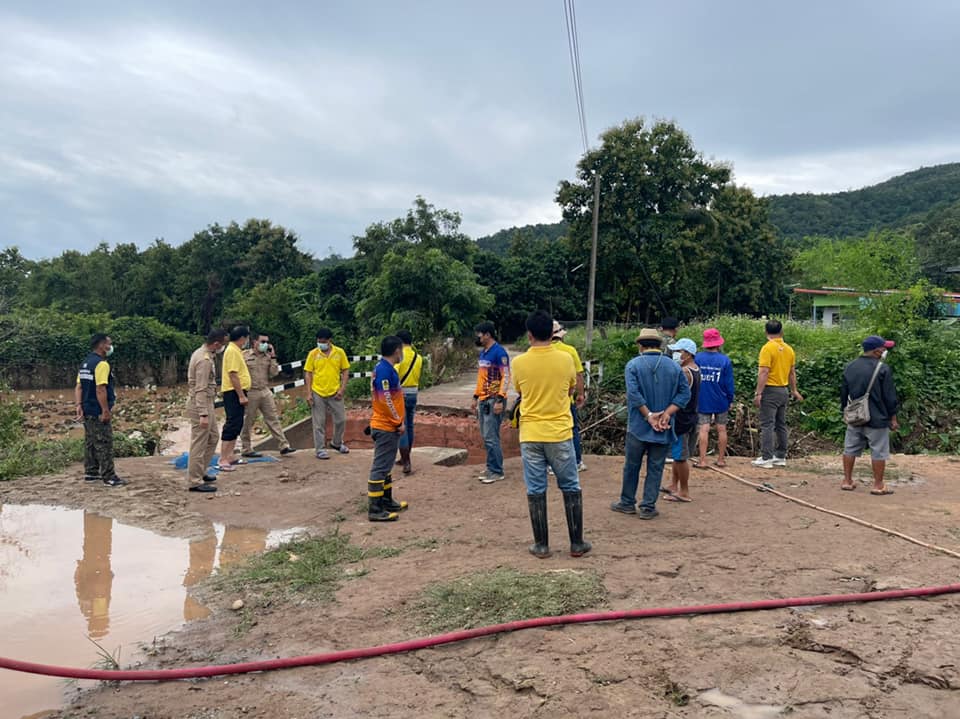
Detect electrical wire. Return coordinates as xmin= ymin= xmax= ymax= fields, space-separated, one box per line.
xmin=562 ymin=0 xmax=589 ymax=153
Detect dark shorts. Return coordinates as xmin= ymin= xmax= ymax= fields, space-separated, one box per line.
xmin=221 ymin=390 xmax=246 ymax=441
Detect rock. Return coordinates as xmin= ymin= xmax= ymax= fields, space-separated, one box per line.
xmin=872 ymin=576 xmax=916 ymax=591
xmin=231 ymin=599 xmax=245 ymax=611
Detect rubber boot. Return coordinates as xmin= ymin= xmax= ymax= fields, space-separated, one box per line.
xmin=399 ymin=446 xmax=413 ymax=475
xmin=527 ymin=493 xmax=550 ymax=558
xmin=382 ymin=475 xmax=408 ymax=512
xmin=562 ymin=491 xmax=592 ymax=557
xmin=368 ymin=478 xmax=398 ymax=522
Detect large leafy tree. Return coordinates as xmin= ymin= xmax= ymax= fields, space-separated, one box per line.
xmin=356 ymin=246 xmax=492 ymax=338
xmin=557 ymin=118 xmax=729 ymax=322
xmin=915 ymin=198 xmax=960 ymax=290
xmin=353 ymin=196 xmax=475 ymax=272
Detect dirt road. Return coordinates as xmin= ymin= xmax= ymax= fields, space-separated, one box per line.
xmin=2 ymin=449 xmax=960 ymax=718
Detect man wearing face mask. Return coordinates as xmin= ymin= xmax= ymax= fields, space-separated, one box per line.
xmin=840 ymin=336 xmax=899 ymax=495
xmin=472 ymin=321 xmax=511 ymax=483
xmin=75 ymin=333 xmax=127 ymax=487
xmin=240 ymin=332 xmax=296 ymax=458
xmin=367 ymin=335 xmax=409 ymax=521
xmin=185 ymin=329 xmax=229 ymax=493
xmin=304 ymin=327 xmax=351 ymax=459
xmin=217 ymin=325 xmax=252 ymax=471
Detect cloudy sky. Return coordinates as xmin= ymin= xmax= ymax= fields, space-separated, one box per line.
xmin=2 ymin=1 xmax=958 ymax=259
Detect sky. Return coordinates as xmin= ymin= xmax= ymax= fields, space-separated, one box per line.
xmin=2 ymin=1 xmax=959 ymax=260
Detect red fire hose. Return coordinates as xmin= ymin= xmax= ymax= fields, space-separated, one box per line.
xmin=2 ymin=583 xmax=958 ymax=681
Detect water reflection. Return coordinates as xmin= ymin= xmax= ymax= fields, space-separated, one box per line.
xmin=74 ymin=512 xmax=113 ymax=638
xmin=0 ymin=503 xmax=303 ymax=719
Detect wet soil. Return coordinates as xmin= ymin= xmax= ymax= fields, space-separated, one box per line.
xmin=2 ymin=451 xmax=960 ymax=718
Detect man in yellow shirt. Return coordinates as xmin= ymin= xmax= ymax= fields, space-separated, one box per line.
xmin=218 ymin=326 xmax=252 ymax=471
xmin=512 ymin=310 xmax=591 ymax=559
xmin=303 ymin=327 xmax=351 ymax=460
xmin=394 ymin=330 xmax=422 ymax=474
xmin=551 ymin=320 xmax=586 ymax=471
xmin=752 ymin=320 xmax=804 ymax=469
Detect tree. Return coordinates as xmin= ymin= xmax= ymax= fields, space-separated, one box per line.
xmin=353 ymin=196 xmax=475 ymax=272
xmin=556 ymin=118 xmax=732 ymax=322
xmin=356 ymin=246 xmax=492 ymax=338
xmin=915 ymin=198 xmax=960 ymax=290
xmin=793 ymin=231 xmax=921 ymax=291
xmin=0 ymin=247 xmax=31 ymax=313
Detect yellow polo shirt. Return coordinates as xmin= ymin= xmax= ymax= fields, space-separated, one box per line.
xmin=511 ymin=345 xmax=576 ymax=443
xmin=395 ymin=345 xmax=423 ymax=389
xmin=221 ymin=343 xmax=251 ymax=392
xmin=758 ymin=338 xmax=795 ymax=387
xmin=304 ymin=345 xmax=350 ymax=397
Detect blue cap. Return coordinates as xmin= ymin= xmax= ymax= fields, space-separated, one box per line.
xmin=668 ymin=338 xmax=697 ymax=355
xmin=862 ymin=335 xmax=895 ymax=351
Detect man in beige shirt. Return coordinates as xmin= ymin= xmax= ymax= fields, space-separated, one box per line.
xmin=240 ymin=332 xmax=296 ymax=457
xmin=186 ymin=329 xmax=228 ymax=493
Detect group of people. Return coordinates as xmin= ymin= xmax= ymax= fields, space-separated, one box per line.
xmin=76 ymin=311 xmax=900 ymax=548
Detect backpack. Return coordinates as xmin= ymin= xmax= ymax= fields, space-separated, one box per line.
xmin=843 ymin=359 xmax=884 ymax=427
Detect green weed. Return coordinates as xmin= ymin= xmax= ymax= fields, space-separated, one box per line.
xmin=416 ymin=567 xmax=606 ymax=633
xmin=214 ymin=529 xmax=400 ymax=601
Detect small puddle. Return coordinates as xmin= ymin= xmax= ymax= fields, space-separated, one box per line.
xmin=0 ymin=503 xmax=304 ymax=719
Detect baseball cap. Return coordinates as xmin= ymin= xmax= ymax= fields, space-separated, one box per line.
xmin=668 ymin=338 xmax=697 ymax=355
xmin=659 ymin=317 xmax=679 ymax=330
xmin=862 ymin=335 xmax=895 ymax=351
xmin=552 ymin=320 xmax=567 ymax=339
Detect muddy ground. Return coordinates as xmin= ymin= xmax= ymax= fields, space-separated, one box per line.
xmin=2 ymin=448 xmax=960 ymax=718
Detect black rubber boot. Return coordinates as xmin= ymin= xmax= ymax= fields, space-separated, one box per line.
xmin=399 ymin=446 xmax=413 ymax=475
xmin=527 ymin=493 xmax=550 ymax=558
xmin=382 ymin=475 xmax=408 ymax=512
xmin=368 ymin=478 xmax=398 ymax=522
xmin=562 ymin=491 xmax=592 ymax=557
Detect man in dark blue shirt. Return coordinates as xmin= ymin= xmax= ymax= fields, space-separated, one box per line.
xmin=75 ymin=333 xmax=127 ymax=487
xmin=840 ymin=335 xmax=899 ymax=495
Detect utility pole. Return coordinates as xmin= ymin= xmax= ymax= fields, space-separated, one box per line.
xmin=585 ymin=170 xmax=600 ymax=349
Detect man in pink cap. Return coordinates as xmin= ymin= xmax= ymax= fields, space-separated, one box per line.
xmin=694 ymin=328 xmax=735 ymax=468
xmin=840 ymin=335 xmax=899 ymax=495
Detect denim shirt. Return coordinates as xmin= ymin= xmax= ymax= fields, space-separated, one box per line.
xmin=625 ymin=351 xmax=691 ymax=444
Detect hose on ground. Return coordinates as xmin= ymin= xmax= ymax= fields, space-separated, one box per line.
xmin=1 ymin=583 xmax=959 ymax=681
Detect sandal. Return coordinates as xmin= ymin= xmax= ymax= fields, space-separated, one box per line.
xmin=215 ymin=463 xmax=237 ymax=472
xmin=840 ymin=483 xmax=856 ymax=491
xmin=714 ymin=459 xmax=727 ymax=467
xmin=870 ymin=487 xmax=894 ymax=496
xmin=664 ymin=494 xmax=692 ymax=503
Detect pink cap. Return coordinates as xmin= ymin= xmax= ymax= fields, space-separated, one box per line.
xmin=702 ymin=328 xmax=725 ymax=348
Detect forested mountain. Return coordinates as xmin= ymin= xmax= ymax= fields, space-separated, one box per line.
xmin=767 ymin=163 xmax=960 ymax=244
xmin=475 ymin=221 xmax=566 ymax=255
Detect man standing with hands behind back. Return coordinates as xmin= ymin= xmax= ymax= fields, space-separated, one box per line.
xmin=304 ymin=327 xmax=351 ymax=460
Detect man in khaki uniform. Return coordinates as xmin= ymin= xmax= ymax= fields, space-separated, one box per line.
xmin=240 ymin=332 xmax=296 ymax=457
xmin=187 ymin=329 xmax=228 ymax=493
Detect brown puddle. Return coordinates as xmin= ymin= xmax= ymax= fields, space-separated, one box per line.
xmin=0 ymin=504 xmax=304 ymax=719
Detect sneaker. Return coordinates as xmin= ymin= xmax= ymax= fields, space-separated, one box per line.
xmin=330 ymin=443 xmax=350 ymax=454
xmin=83 ymin=475 xmax=99 ymax=482
xmin=279 ymin=447 xmax=297 ymax=455
xmin=751 ymin=457 xmax=775 ymax=469
xmin=773 ymin=457 xmax=787 ymax=467
xmin=480 ymin=473 xmax=505 ymax=484
xmin=577 ymin=461 xmax=587 ymax=472
xmin=241 ymin=451 xmax=262 ymax=458
xmin=316 ymin=450 xmax=330 ymax=460
xmin=102 ymin=476 xmax=128 ymax=487
xmin=610 ymin=501 xmax=636 ymax=515
xmin=637 ymin=508 xmax=660 ymax=520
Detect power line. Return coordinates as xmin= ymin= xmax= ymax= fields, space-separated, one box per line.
xmin=562 ymin=0 xmax=589 ymax=153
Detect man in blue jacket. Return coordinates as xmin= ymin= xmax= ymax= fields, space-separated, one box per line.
xmin=694 ymin=328 xmax=735 ymax=468
xmin=611 ymin=328 xmax=690 ymax=520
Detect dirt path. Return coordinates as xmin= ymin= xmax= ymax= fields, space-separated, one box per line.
xmin=2 ymin=450 xmax=960 ymax=718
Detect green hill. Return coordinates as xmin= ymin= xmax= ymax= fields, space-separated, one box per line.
xmin=476 ymin=221 xmax=567 ymax=255
xmin=767 ymin=163 xmax=960 ymax=244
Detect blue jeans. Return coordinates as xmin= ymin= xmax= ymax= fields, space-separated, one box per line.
xmin=478 ymin=398 xmax=504 ymax=476
xmin=521 ymin=440 xmax=580 ymax=495
xmin=399 ymin=392 xmax=417 ymax=449
xmin=571 ymin=403 xmax=582 ymax=464
xmin=619 ymin=432 xmax=669 ymax=511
